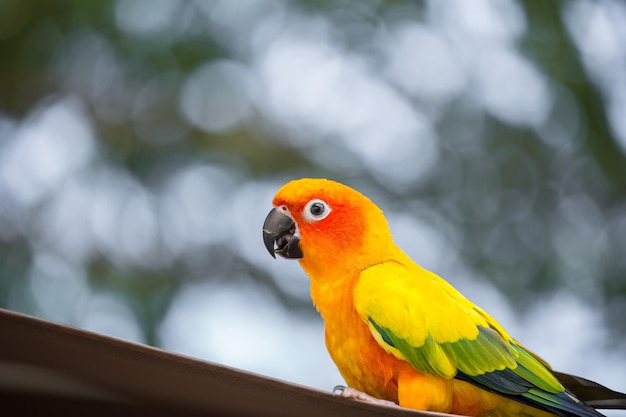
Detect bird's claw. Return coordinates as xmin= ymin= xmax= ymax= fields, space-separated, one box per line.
xmin=333 ymin=385 xmax=398 ymax=407
xmin=333 ymin=385 xmax=347 ymax=396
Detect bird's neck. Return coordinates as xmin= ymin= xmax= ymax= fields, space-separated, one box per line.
xmin=308 ymin=269 xmax=362 ymax=337
xmin=303 ymin=243 xmax=409 ymax=321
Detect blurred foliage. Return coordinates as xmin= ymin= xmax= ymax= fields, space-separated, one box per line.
xmin=1 ymin=0 xmax=625 ymax=355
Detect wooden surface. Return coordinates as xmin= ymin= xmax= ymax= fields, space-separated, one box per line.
xmin=0 ymin=308 xmax=459 ymax=417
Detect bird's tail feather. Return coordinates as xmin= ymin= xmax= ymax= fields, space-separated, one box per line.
xmin=554 ymin=371 xmax=626 ymax=410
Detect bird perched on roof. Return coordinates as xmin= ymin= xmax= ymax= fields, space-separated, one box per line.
xmin=263 ymin=178 xmax=626 ymax=417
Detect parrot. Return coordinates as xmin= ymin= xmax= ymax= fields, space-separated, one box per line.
xmin=262 ymin=178 xmax=626 ymax=417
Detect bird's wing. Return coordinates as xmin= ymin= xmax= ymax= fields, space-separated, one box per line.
xmin=354 ymin=261 xmax=600 ymax=416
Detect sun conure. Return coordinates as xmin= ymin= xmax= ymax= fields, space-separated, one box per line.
xmin=263 ymin=178 xmax=626 ymax=417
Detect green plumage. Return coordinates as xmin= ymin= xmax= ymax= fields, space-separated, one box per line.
xmin=369 ymin=319 xmax=602 ymax=417
xmin=440 ymin=327 xmax=517 ymax=376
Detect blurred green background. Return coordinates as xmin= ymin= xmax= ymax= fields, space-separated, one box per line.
xmin=1 ymin=0 xmax=625 ymax=396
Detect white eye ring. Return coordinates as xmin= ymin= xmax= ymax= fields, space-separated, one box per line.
xmin=303 ymin=199 xmax=331 ymax=222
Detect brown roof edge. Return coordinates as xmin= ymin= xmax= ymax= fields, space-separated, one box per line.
xmin=0 ymin=308 xmax=458 ymax=417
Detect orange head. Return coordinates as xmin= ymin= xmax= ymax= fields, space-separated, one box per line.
xmin=262 ymin=178 xmax=396 ymax=277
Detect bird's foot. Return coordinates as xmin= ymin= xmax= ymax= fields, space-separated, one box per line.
xmin=333 ymin=385 xmax=398 ymax=407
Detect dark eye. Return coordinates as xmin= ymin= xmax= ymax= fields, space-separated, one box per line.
xmin=310 ymin=202 xmax=325 ymax=216
xmin=303 ymin=199 xmax=331 ymax=221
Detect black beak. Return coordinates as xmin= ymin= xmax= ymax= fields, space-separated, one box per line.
xmin=262 ymin=208 xmax=303 ymax=259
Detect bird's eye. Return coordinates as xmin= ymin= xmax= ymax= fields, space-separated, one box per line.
xmin=303 ymin=199 xmax=331 ymax=222
xmin=310 ymin=202 xmax=324 ymax=216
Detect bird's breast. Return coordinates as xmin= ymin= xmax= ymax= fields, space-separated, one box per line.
xmin=313 ymin=279 xmax=401 ymax=402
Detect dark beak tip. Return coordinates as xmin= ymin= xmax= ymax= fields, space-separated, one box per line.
xmin=262 ymin=229 xmax=277 ymax=259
